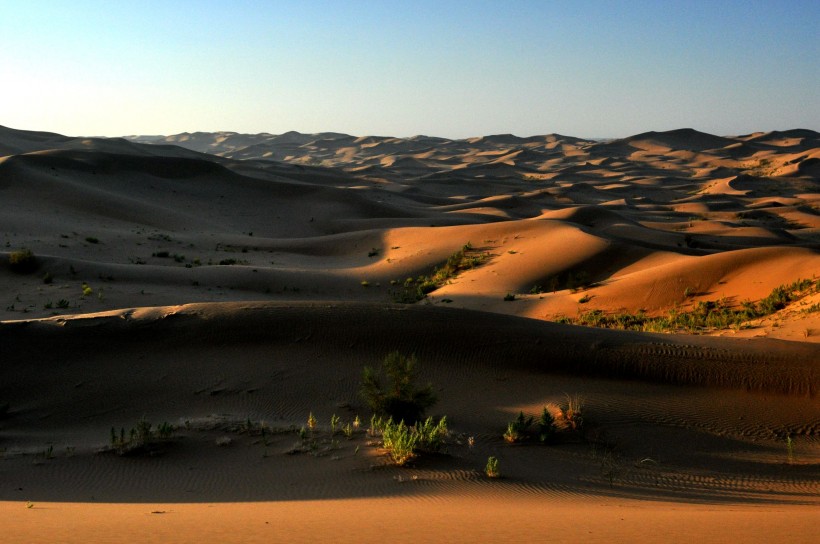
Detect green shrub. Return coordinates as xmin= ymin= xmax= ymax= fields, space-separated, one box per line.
xmin=558 ymin=279 xmax=819 ymax=334
xmin=8 ymin=249 xmax=37 ymax=274
xmin=504 ymin=402 xmax=580 ymax=444
xmin=381 ymin=420 xmax=419 ymax=465
xmin=378 ymin=416 xmax=448 ymax=466
xmin=361 ymin=352 xmax=437 ymax=424
xmin=538 ymin=407 xmax=556 ymax=443
xmin=391 ymin=243 xmax=489 ymax=303
xmin=503 ymin=411 xmax=533 ymax=443
xmin=485 ymin=456 xmax=500 ymax=478
xmin=109 ymin=418 xmax=175 ymax=455
xmin=415 ymin=416 xmax=448 ymax=452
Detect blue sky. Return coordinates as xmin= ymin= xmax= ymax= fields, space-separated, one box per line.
xmin=1 ymin=0 xmax=817 ymax=138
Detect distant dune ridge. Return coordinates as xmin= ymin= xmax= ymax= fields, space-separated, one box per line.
xmin=1 ymin=125 xmax=818 ymax=543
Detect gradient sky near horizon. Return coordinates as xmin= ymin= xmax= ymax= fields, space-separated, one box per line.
xmin=1 ymin=0 xmax=818 ymax=139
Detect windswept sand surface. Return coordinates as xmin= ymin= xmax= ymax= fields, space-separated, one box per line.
xmin=1 ymin=125 xmax=818 ymax=542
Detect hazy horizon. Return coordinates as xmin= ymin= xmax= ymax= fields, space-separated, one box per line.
xmin=2 ymin=0 xmax=818 ymax=139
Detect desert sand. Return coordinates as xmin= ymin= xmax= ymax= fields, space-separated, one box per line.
xmin=1 ymin=125 xmax=818 ymax=542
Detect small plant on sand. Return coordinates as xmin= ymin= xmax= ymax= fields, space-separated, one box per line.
xmin=485 ymin=456 xmax=500 ymax=478
xmin=381 ymin=419 xmax=419 ymax=466
xmin=503 ymin=411 xmax=533 ymax=443
xmin=330 ymin=414 xmax=341 ymax=436
xmin=503 ymin=293 xmax=516 ymax=301
xmin=307 ymin=412 xmax=317 ymax=433
xmin=503 ymin=398 xmax=583 ymax=445
xmin=81 ymin=282 xmax=93 ymax=297
xmin=563 ymin=395 xmax=584 ymax=431
xmin=377 ymin=416 xmax=449 ymax=466
xmin=108 ymin=418 xmax=175 ymax=455
xmin=415 ymin=416 xmax=449 ymax=452
xmin=361 ymin=351 xmax=437 ymax=424
xmin=342 ymin=422 xmax=354 ymax=439
xmin=786 ymin=434 xmax=794 ymax=463
xmin=8 ymin=249 xmax=37 ymax=274
xmin=538 ymin=407 xmax=556 ymax=444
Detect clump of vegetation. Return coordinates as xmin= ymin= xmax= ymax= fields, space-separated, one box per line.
xmin=557 ymin=278 xmax=820 ymax=333
xmin=8 ymin=249 xmax=37 ymax=274
xmin=361 ymin=351 xmax=437 ymax=424
xmin=503 ymin=397 xmax=583 ymax=445
xmin=503 ymin=293 xmax=516 ymax=302
xmin=108 ymin=418 xmax=175 ymax=455
xmin=485 ymin=456 xmax=500 ymax=478
xmin=503 ymin=411 xmax=533 ymax=443
xmin=381 ymin=419 xmax=419 ymax=465
xmin=537 ymin=271 xmax=594 ymax=293
xmin=391 ymin=243 xmax=489 ymax=303
xmin=371 ymin=415 xmax=448 ymax=466
xmin=538 ymin=407 xmax=556 ymax=443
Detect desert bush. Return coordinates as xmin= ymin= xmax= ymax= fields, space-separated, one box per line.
xmin=558 ymin=278 xmax=819 ymax=334
xmin=361 ymin=351 xmax=437 ymax=424
xmin=563 ymin=395 xmax=584 ymax=431
xmin=109 ymin=418 xmax=175 ymax=455
xmin=504 ymin=401 xmax=582 ymax=445
xmin=414 ymin=416 xmax=448 ymax=452
xmin=503 ymin=411 xmax=533 ymax=443
xmin=8 ymin=249 xmax=37 ymax=274
xmin=485 ymin=456 xmax=500 ymax=478
xmin=538 ymin=407 xmax=556 ymax=443
xmin=378 ymin=416 xmax=448 ymax=466
xmin=381 ymin=419 xmax=419 ymax=465
xmin=391 ymin=243 xmax=489 ymax=303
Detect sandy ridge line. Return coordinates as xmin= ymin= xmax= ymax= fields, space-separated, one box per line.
xmin=2 ymin=301 xmax=817 ymax=395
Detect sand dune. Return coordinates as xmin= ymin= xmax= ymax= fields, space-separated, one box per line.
xmin=1 ymin=124 xmax=818 ymax=542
